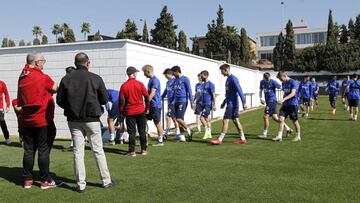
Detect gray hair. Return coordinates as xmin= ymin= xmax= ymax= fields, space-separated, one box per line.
xmin=26 ymin=51 xmax=37 ymax=65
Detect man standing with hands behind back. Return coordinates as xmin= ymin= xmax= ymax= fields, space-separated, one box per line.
xmin=0 ymin=79 xmax=11 ymax=144
xmin=57 ymin=52 xmax=117 ymax=193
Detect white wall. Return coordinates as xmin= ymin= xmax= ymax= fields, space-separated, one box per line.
xmin=0 ymin=39 xmax=266 ymax=138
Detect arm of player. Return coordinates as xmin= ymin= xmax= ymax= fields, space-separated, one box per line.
xmin=235 ymin=80 xmax=247 ymax=110
xmin=97 ymin=77 xmax=109 ymax=105
xmin=279 ymin=89 xmax=296 ymax=104
xmin=141 ymin=83 xmax=150 ymax=112
xmin=119 ymin=86 xmax=126 ymax=114
xmin=161 ymin=88 xmax=167 ymax=100
xmin=149 ymin=88 xmax=156 ymax=103
xmin=185 ymin=78 xmax=195 ymax=108
xmin=2 ymin=83 xmax=10 ymax=112
xmin=259 ymin=89 xmax=265 ymax=105
xmin=211 ymin=84 xmax=216 ymax=111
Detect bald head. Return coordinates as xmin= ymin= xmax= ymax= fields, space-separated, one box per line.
xmin=75 ymin=52 xmax=90 ymax=68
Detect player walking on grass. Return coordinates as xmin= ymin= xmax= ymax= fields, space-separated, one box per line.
xmin=273 ymin=71 xmax=301 ymax=142
xmin=298 ymin=76 xmax=312 ymax=119
xmin=211 ymin=64 xmax=247 ymax=145
xmin=342 ymin=76 xmax=351 ymax=111
xmin=310 ymin=77 xmax=319 ymax=111
xmin=258 ymin=72 xmax=292 ymax=139
xmin=326 ymin=75 xmax=340 ymax=116
xmin=142 ymin=65 xmax=165 ymax=147
xmin=198 ymin=70 xmax=216 ymax=140
xmin=161 ymin=69 xmax=180 ymax=140
xmin=347 ymin=74 xmax=360 ymax=121
xmin=171 ymin=66 xmax=194 ymax=142
xmin=194 ymin=74 xmax=204 ymax=133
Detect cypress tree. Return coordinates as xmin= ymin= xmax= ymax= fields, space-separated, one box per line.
xmin=339 ymin=24 xmax=349 ymax=44
xmin=205 ymin=5 xmax=226 ymax=60
xmin=273 ymin=32 xmax=285 ymax=71
xmin=41 ymin=35 xmax=48 ymax=45
xmin=177 ymin=30 xmax=187 ymax=52
xmin=116 ymin=19 xmax=141 ymax=41
xmin=354 ymin=14 xmax=360 ymax=40
xmin=283 ymin=20 xmax=296 ymax=70
xmin=191 ymin=36 xmax=200 ymax=55
xmin=142 ymin=20 xmax=149 ymax=43
xmin=348 ymin=18 xmax=355 ymax=41
xmin=239 ymin=27 xmax=253 ymax=64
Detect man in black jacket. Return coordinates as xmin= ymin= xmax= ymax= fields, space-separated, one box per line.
xmin=56 ymin=52 xmax=117 ymax=193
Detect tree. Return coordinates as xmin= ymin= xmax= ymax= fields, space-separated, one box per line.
xmin=326 ymin=10 xmax=338 ymax=46
xmin=191 ymin=36 xmax=200 ymax=55
xmin=26 ymin=42 xmax=32 ymax=46
xmin=348 ymin=18 xmax=355 ymax=41
xmin=239 ymin=27 xmax=253 ymax=64
xmin=52 ymin=24 xmax=61 ymax=43
xmin=64 ymin=28 xmax=76 ymax=43
xmin=205 ymin=5 xmax=228 ymax=60
xmin=339 ymin=24 xmax=349 ymax=44
xmin=273 ymin=32 xmax=285 ymax=70
xmin=41 ymin=35 xmax=48 ymax=45
xmin=8 ymin=39 xmax=15 ymax=47
xmin=150 ymin=6 xmax=178 ymax=49
xmin=177 ymin=30 xmax=187 ymax=52
xmin=62 ymin=23 xmax=69 ymax=35
xmin=19 ymin=39 xmax=26 ymax=46
xmin=142 ymin=20 xmax=149 ymax=43
xmin=33 ymin=38 xmax=40 ymax=45
xmin=283 ymin=20 xmax=296 ymax=70
xmin=32 ymin=26 xmax=42 ymax=39
xmin=1 ymin=38 xmax=9 ymax=47
xmin=223 ymin=26 xmax=241 ymax=64
xmin=58 ymin=36 xmax=65 ymax=43
xmin=93 ymin=30 xmax=103 ymax=41
xmin=81 ymin=22 xmax=91 ymax=40
xmin=116 ymin=18 xmax=141 ymax=41
xmin=354 ymin=14 xmax=360 ymax=40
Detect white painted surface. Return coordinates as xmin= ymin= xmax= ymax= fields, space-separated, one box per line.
xmin=0 ymin=39 xmax=269 ymax=139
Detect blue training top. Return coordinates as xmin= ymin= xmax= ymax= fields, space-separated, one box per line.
xmin=298 ymin=80 xmax=312 ymax=99
xmin=162 ymin=78 xmax=175 ymax=104
xmin=173 ymin=75 xmax=193 ymax=104
xmin=326 ymin=80 xmax=340 ymax=95
xmin=201 ymin=81 xmax=215 ymax=106
xmin=105 ymin=89 xmax=120 ymax=112
xmin=225 ymin=74 xmax=246 ymax=108
xmin=348 ymin=80 xmax=360 ymax=100
xmin=282 ymin=79 xmax=299 ymax=106
xmin=260 ymin=79 xmax=281 ymax=104
xmin=148 ymin=76 xmax=162 ymax=108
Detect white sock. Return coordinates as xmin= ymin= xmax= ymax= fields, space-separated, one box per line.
xmin=119 ymin=133 xmax=124 ymax=140
xmin=240 ymin=131 xmax=246 ymax=140
xmin=176 ymin=128 xmax=180 ymax=135
xmin=219 ymin=133 xmax=225 ymax=142
xmin=110 ymin=133 xmax=115 ymax=141
xmin=296 ymin=131 xmax=301 ymax=139
xmin=187 ymin=128 xmax=191 ymax=135
xmin=350 ymin=113 xmax=354 ymax=119
xmin=70 ymin=140 xmax=74 ymax=147
xmin=354 ymin=115 xmax=358 ymax=120
xmin=197 ymin=125 xmax=201 ymax=132
xmin=277 ymin=131 xmax=283 ymax=139
xmin=158 ymin=135 xmax=163 ymax=142
xmin=284 ymin=124 xmax=290 ymax=131
xmin=263 ymin=130 xmax=268 ymax=136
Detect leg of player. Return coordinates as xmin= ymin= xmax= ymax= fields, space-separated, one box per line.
xmin=273 ymin=116 xmax=285 ymax=142
xmin=117 ymin=120 xmax=126 ymax=144
xmin=258 ymin=114 xmax=269 ymax=139
xmin=172 ymin=118 xmax=180 ymax=138
xmin=305 ymin=101 xmax=310 ymax=118
xmin=233 ymin=119 xmax=247 ymax=144
xmin=164 ymin=115 xmax=172 ymax=136
xmin=176 ymin=118 xmax=192 ymax=142
xmin=211 ymin=119 xmax=229 ymax=145
xmin=196 ymin=114 xmax=202 ymax=133
xmin=272 ymin=114 xmax=292 ymax=137
xmin=354 ymin=105 xmax=358 ymax=121
xmin=107 ymin=118 xmax=116 ymax=145
xmin=292 ymin=120 xmax=301 ymax=142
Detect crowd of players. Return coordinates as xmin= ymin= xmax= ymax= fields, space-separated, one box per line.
xmin=0 ymin=51 xmax=359 ymax=192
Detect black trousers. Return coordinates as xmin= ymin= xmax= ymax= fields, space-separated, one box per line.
xmin=47 ymin=121 xmax=56 ymax=152
xmin=20 ymin=126 xmax=51 ymax=182
xmin=0 ymin=111 xmax=9 ymax=139
xmin=126 ymin=113 xmax=147 ymax=152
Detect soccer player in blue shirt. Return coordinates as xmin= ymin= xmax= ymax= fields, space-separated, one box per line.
xmin=274 ymin=71 xmax=301 ymax=142
xmin=161 ymin=68 xmax=180 ymax=140
xmin=198 ymin=70 xmax=216 ymax=140
xmin=106 ymin=89 xmax=125 ymax=145
xmin=341 ymin=76 xmax=350 ymax=111
xmin=211 ymin=64 xmax=247 ymax=145
xmin=298 ymin=76 xmax=312 ymax=118
xmin=142 ymin=65 xmax=165 ymax=147
xmin=194 ymin=73 xmax=204 ymax=133
xmin=347 ymin=74 xmax=360 ymax=121
xmin=171 ymin=66 xmax=194 ymax=142
xmin=258 ymin=72 xmax=292 ymax=139
xmin=326 ymin=75 xmax=340 ymax=116
xmin=310 ymin=77 xmax=319 ymax=111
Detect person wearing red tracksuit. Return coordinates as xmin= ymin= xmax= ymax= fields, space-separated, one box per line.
xmin=0 ymin=80 xmax=11 ymax=144
xmin=119 ymin=66 xmax=150 ymax=157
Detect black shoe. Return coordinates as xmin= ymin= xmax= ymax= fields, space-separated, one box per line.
xmin=62 ymin=146 xmax=73 ymax=152
xmin=103 ymin=179 xmax=119 ymax=189
xmin=74 ymin=186 xmax=85 ymax=193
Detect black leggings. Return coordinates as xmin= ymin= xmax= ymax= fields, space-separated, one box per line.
xmin=0 ymin=121 xmax=10 ymax=139
xmin=126 ymin=113 xmax=147 ymax=152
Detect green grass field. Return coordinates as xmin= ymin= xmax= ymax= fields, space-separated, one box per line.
xmin=0 ymin=97 xmax=359 ymax=203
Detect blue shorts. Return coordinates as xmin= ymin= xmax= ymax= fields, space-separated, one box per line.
xmin=175 ymin=102 xmax=187 ymax=120
xmin=279 ymin=105 xmax=298 ymax=121
xmin=223 ymin=107 xmax=239 ymax=120
xmin=194 ymin=103 xmax=202 ymax=115
xmin=298 ymin=97 xmax=303 ymax=105
xmin=312 ymin=93 xmax=318 ymax=100
xmin=302 ymin=98 xmax=310 ymax=106
xmin=329 ymin=95 xmax=338 ymax=103
xmin=349 ymin=99 xmax=359 ymax=107
xmin=108 ymin=101 xmax=121 ymax=119
xmin=146 ymin=107 xmax=161 ymax=125
xmin=167 ymin=104 xmax=175 ymax=118
xmin=200 ymin=105 xmax=212 ymax=118
xmin=264 ymin=102 xmax=277 ymax=116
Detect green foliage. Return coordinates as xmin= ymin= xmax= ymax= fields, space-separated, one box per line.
xmin=93 ymin=30 xmax=103 ymax=41
xmin=32 ymin=26 xmax=42 ymax=39
xmin=52 ymin=24 xmax=61 ymax=43
xmin=354 ymin=14 xmax=360 ymax=41
xmin=348 ymin=18 xmax=355 ymax=40
xmin=177 ymin=30 xmax=187 ymax=52
xmin=33 ymin=38 xmax=40 ymax=45
xmin=142 ymin=20 xmax=149 ymax=43
xmin=150 ymin=6 xmax=178 ymax=49
xmin=26 ymin=41 xmax=31 ymax=46
xmin=18 ymin=39 xmax=25 ymax=46
xmin=81 ymin=22 xmax=91 ymax=40
xmin=64 ymin=28 xmax=76 ymax=43
xmin=191 ymin=36 xmax=200 ymax=55
xmin=273 ymin=32 xmax=285 ymax=70
xmin=116 ymin=18 xmax=141 ymax=41
xmin=41 ymin=35 xmax=48 ymax=45
xmin=58 ymin=36 xmax=65 ymax=43
xmin=239 ymin=27 xmax=253 ymax=64
xmin=339 ymin=24 xmax=349 ymax=44
xmin=283 ymin=20 xmax=296 ymax=70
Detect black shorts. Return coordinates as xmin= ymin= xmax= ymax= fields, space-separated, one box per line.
xmin=224 ymin=107 xmax=239 ymax=120
xmin=302 ymin=98 xmax=310 ymax=106
xmin=279 ymin=105 xmax=298 ymax=121
xmin=329 ymin=95 xmax=338 ymax=103
xmin=349 ymin=99 xmax=359 ymax=107
xmin=194 ymin=103 xmax=202 ymax=115
xmin=167 ymin=104 xmax=175 ymax=118
xmin=146 ymin=107 xmax=161 ymax=125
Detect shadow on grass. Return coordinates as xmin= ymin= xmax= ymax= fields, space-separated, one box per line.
xmin=0 ymin=166 xmax=102 ymax=190
xmin=307 ymin=117 xmax=350 ymax=122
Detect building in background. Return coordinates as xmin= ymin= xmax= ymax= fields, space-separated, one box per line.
xmin=256 ymin=27 xmax=327 ymax=63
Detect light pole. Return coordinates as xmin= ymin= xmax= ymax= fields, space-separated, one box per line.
xmin=281 ymin=1 xmax=285 ymax=34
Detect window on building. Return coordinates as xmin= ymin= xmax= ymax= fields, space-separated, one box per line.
xmin=260 ymin=53 xmax=273 ymax=61
xmin=260 ymin=36 xmax=278 ymax=47
xmin=295 ymin=32 xmax=327 ymax=45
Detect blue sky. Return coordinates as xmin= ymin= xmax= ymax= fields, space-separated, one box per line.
xmin=1 ymin=0 xmax=359 ymax=44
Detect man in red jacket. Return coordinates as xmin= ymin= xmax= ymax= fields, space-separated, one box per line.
xmin=119 ymin=66 xmax=150 ymax=157
xmin=0 ymin=80 xmax=10 ymax=144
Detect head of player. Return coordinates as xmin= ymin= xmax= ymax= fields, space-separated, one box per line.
xmin=163 ymin=68 xmax=173 ymax=80
xmin=220 ymin=64 xmax=231 ymax=77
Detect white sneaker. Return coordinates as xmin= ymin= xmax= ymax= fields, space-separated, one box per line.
xmin=272 ymin=136 xmax=282 ymax=142
xmin=292 ymin=137 xmax=301 ymax=142
xmin=257 ymin=134 xmax=267 ymax=139
xmin=5 ymin=139 xmax=11 ymax=145
xmin=202 ymin=131 xmax=212 ymax=140
xmin=179 ymin=135 xmax=186 ymax=142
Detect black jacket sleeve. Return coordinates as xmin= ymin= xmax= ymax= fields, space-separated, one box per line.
xmin=97 ymin=76 xmax=109 ymax=105
xmin=56 ymin=78 xmax=67 ymax=109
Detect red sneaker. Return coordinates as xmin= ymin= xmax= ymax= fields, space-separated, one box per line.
xmin=24 ymin=179 xmax=33 ymax=189
xmin=211 ymin=139 xmax=222 ymax=145
xmin=234 ymin=139 xmax=247 ymax=144
xmin=40 ymin=180 xmax=57 ymax=190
